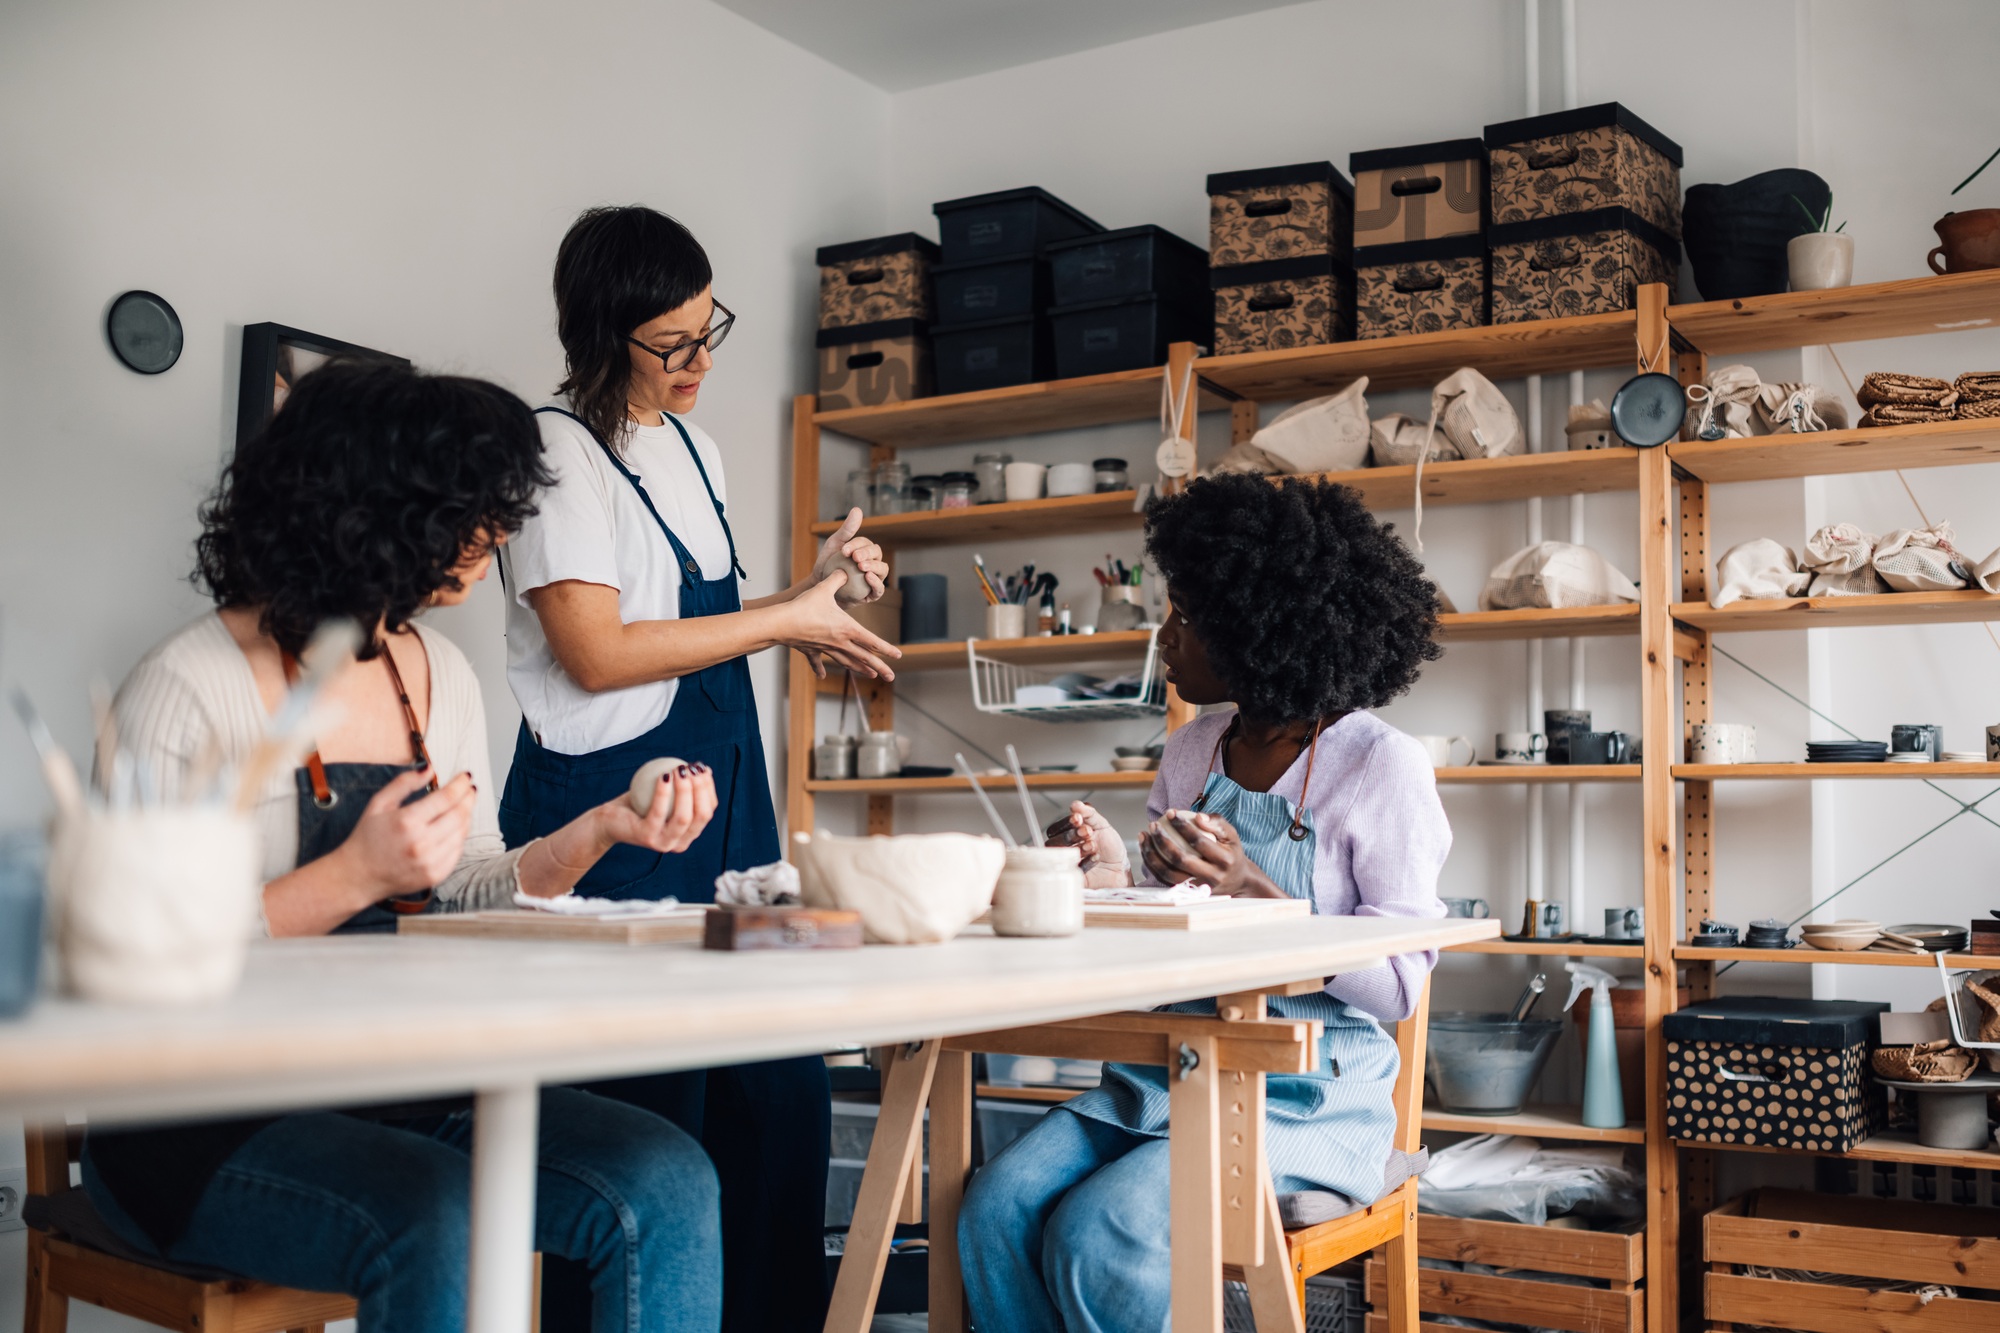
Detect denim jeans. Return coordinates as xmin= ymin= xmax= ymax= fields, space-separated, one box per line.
xmin=82 ymin=1088 xmax=721 ymax=1333
xmin=958 ymin=1108 xmax=1173 ymax=1333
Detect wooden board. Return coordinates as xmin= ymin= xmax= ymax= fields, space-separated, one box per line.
xmin=1666 ymin=268 xmax=2000 ymax=356
xmin=1365 ymin=1257 xmax=1642 ymax=1333
xmin=1439 ymin=604 xmax=1640 ymax=642
xmin=806 ymin=771 xmax=1157 ymax=794
xmin=1674 ymin=761 xmax=2000 ymax=779
xmin=1301 ymin=449 xmax=1640 ymax=511
xmin=1705 ymin=1189 xmax=2000 ymax=1289
xmin=399 ymin=908 xmax=708 ymax=944
xmin=1671 ymin=944 xmax=1992 ymax=968
xmin=813 ymin=366 xmax=1228 ymax=450
xmin=1674 ymin=589 xmax=2000 ymax=633
xmin=1672 ymin=1130 xmax=2000 ymax=1173
xmin=1416 ymin=1214 xmax=1644 ymax=1283
xmin=1706 ymin=1271 xmax=1998 ymax=1333
xmin=807 ymin=489 xmax=1145 ymax=545
xmin=1080 ymin=897 xmax=1314 ymax=931
xmin=1436 ymin=764 xmax=1641 ymax=784
xmin=1669 ymin=417 xmax=2000 ymax=485
xmin=1449 ymin=939 xmax=1645 ymax=958
xmin=1421 ymin=1104 xmax=1649 ymax=1146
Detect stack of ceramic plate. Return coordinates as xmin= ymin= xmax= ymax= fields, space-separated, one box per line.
xmin=1944 ymin=750 xmax=1986 ymax=763
xmin=1887 ymin=751 xmax=1933 ymax=763
xmin=1888 ymin=923 xmax=1970 ymax=953
xmin=1800 ymin=918 xmax=1882 ymax=951
xmin=1806 ymin=741 xmax=1889 ymax=763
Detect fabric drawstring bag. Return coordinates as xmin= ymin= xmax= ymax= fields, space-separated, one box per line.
xmin=1210 ymin=376 xmax=1370 ymax=477
xmin=1711 ymin=538 xmax=1811 ymax=608
xmin=1873 ymin=523 xmax=1971 ymax=593
xmin=1479 ymin=543 xmax=1638 ymax=611
xmin=1685 ymin=364 xmax=1848 ymax=440
xmin=1371 ymin=368 xmax=1522 ymax=550
xmin=1801 ymin=523 xmax=1888 ymax=597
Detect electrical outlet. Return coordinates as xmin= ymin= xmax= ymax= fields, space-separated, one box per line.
xmin=0 ymin=1167 xmax=25 ymax=1232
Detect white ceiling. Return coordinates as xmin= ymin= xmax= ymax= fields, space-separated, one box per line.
xmin=710 ymin=0 xmax=1316 ymax=92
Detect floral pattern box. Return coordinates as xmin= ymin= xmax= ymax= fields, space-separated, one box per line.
xmin=1355 ymin=235 xmax=1488 ymax=339
xmin=1484 ymin=102 xmax=1683 ymax=238
xmin=1489 ymin=208 xmax=1678 ymax=323
xmin=1206 ymin=161 xmax=1355 ymax=267
xmin=1210 ymin=256 xmax=1354 ymax=355
xmin=817 ymin=233 xmax=939 ymax=330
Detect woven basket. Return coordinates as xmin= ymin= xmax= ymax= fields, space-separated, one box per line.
xmin=1957 ymin=398 xmax=2000 ymax=420
xmin=1872 ymin=1039 xmax=1976 ymax=1083
xmin=1859 ymin=371 xmax=1957 ymax=407
xmin=1861 ymin=404 xmax=1954 ymax=427
xmin=1954 ymin=371 xmax=2000 ymax=400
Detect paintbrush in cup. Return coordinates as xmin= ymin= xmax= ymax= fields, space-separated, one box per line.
xmin=955 ymin=752 xmax=1017 ymax=848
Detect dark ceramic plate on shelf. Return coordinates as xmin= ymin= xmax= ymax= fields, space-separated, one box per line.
xmin=1888 ymin=923 xmax=1970 ymax=951
xmin=1687 ymin=931 xmax=1742 ymax=948
xmin=1571 ymin=934 xmax=1646 ymax=947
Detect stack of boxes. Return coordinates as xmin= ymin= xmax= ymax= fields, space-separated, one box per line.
xmin=1045 ymin=225 xmax=1210 ymax=378
xmin=1349 ymin=139 xmax=1489 ymax=339
xmin=1206 ymin=162 xmax=1355 ymax=355
xmin=929 ymin=187 xmax=1101 ymax=395
xmin=813 ymin=233 xmax=939 ymax=410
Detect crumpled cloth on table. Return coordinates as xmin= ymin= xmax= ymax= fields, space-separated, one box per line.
xmin=715 ymin=860 xmax=801 ymax=906
xmin=1085 ymin=880 xmax=1212 ymax=906
xmin=513 ymin=891 xmax=683 ymax=916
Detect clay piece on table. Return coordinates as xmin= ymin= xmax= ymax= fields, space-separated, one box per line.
xmin=628 ymin=757 xmax=686 ymax=818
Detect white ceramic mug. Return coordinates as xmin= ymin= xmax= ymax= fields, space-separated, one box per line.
xmin=1441 ymin=897 xmax=1489 ymax=919
xmin=1494 ymin=732 xmax=1547 ymax=763
xmin=1687 ymin=722 xmax=1756 ymax=765
xmin=1604 ymin=906 xmax=1643 ymax=939
xmin=990 ymin=846 xmax=1085 ymax=937
xmin=1411 ymin=734 xmax=1477 ymax=768
xmin=985 ymin=603 xmax=1027 ymax=639
xmin=1003 ymin=461 xmax=1047 ymax=503
xmin=1046 ymin=462 xmax=1095 ymax=497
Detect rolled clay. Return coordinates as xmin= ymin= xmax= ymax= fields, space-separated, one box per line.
xmin=823 ymin=549 xmax=871 ymax=606
xmin=628 ymin=757 xmax=686 ymax=818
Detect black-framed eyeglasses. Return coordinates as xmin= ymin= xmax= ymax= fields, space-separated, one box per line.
xmin=628 ymin=301 xmax=735 ymax=373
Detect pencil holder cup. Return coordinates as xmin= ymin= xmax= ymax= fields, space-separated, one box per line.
xmin=1095 ymin=586 xmax=1145 ymax=633
xmin=49 ymin=806 xmax=262 ymax=1004
xmin=986 ymin=604 xmax=1027 ymax=639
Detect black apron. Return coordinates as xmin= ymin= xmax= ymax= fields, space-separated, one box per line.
xmin=499 ymin=408 xmax=779 ymax=901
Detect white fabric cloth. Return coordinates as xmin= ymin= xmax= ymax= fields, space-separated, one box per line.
xmin=1873 ymin=524 xmax=1970 ymax=593
xmin=1802 ymin=523 xmax=1888 ymax=597
xmin=714 ymin=860 xmax=801 ymax=906
xmin=1479 ymin=543 xmax=1638 ymax=611
xmin=1711 ymin=538 xmax=1811 ymax=608
xmin=111 ymin=614 xmax=525 ymax=933
xmin=1084 ymin=881 xmax=1212 ymax=905
xmin=502 ymin=403 xmax=733 ymax=756
xmin=513 ymin=891 xmax=685 ymax=916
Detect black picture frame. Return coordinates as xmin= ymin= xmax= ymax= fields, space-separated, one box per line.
xmin=236 ymin=322 xmax=408 ymax=450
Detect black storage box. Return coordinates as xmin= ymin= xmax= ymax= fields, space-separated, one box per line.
xmin=1049 ymin=294 xmax=1210 ymax=379
xmin=1489 ymin=207 xmax=1679 ymax=323
xmin=1206 ymin=161 xmax=1355 ymax=266
xmin=932 ymin=186 xmax=1101 ymax=263
xmin=815 ymin=232 xmax=939 ymax=330
xmin=1045 ymin=225 xmax=1209 ymax=308
xmin=1664 ymin=996 xmax=1889 ymax=1153
xmin=932 ymin=315 xmax=1054 ymax=395
xmin=1354 ymin=235 xmax=1488 ymax=339
xmin=815 ymin=319 xmax=932 ymax=410
xmin=932 ymin=256 xmax=1049 ymax=324
xmin=1350 ymin=139 xmax=1487 ymax=248
xmin=1210 ymin=255 xmax=1354 ymax=355
xmin=1484 ymin=102 xmax=1683 ymax=237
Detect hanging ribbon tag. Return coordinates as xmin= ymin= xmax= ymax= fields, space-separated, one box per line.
xmin=1155 ymin=360 xmax=1198 ymax=485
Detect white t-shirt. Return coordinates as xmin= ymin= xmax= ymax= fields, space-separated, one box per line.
xmin=503 ymin=403 xmax=734 ymax=756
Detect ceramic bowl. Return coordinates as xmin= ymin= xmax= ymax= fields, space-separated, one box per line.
xmin=1046 ymin=463 xmax=1096 ymax=497
xmin=792 ymin=831 xmax=1005 ymax=945
xmin=1801 ymin=930 xmax=1882 ymax=952
xmin=1109 ymin=756 xmax=1158 ymax=773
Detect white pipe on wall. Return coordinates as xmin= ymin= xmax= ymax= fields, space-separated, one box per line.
xmin=1561 ymin=7 xmax=1584 ymax=929
xmin=1523 ymin=0 xmax=1545 ymax=912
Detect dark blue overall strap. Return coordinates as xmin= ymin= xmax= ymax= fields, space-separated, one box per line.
xmin=532 ymin=406 xmax=717 ymax=588
xmin=656 ymin=411 xmax=749 ymax=581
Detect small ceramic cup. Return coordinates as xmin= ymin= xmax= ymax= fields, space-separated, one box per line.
xmin=990 ymin=846 xmax=1085 ymax=937
xmin=1441 ymin=897 xmax=1489 ymax=919
xmin=1003 ymin=461 xmax=1048 ymax=503
xmin=1544 ymin=709 xmax=1592 ymax=763
xmin=1494 ymin=732 xmax=1547 ymax=763
xmin=1411 ymin=735 xmax=1477 ymax=768
xmin=1987 ymin=724 xmax=2000 ymax=763
xmin=1891 ymin=723 xmax=1943 ymax=761
xmin=985 ymin=603 xmax=1027 ymax=640
xmin=1570 ymin=730 xmax=1634 ymax=765
xmin=1604 ymin=906 xmax=1643 ymax=939
xmin=1687 ymin=722 xmax=1756 ymax=765
xmin=1046 ymin=462 xmax=1095 ymax=497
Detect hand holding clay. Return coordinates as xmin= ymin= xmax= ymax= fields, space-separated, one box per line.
xmin=629 ymin=757 xmax=687 ymax=817
xmin=812 ymin=508 xmax=888 ymax=605
xmin=594 ymin=758 xmax=716 ymax=854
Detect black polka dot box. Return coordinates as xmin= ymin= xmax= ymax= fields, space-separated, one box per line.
xmin=1663 ymin=996 xmax=1891 ymax=1153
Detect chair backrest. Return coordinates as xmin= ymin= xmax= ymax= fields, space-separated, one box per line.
xmin=23 ymin=1121 xmax=78 ymax=1198
xmin=1387 ymin=978 xmax=1432 ymax=1155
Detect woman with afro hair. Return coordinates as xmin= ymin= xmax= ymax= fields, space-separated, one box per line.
xmin=958 ymin=473 xmax=1452 ymax=1333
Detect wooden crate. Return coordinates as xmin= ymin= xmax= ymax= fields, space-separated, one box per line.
xmin=1705 ymin=1188 xmax=2000 ymax=1333
xmin=1364 ymin=1215 xmax=1643 ymax=1333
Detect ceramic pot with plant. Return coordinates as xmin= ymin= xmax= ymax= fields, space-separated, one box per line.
xmin=1932 ymin=146 xmax=2000 ymax=273
xmin=1788 ymin=194 xmax=1852 ymax=290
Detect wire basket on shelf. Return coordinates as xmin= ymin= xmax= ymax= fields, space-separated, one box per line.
xmin=966 ymin=628 xmax=1166 ymax=724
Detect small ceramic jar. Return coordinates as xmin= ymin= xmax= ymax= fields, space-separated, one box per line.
xmin=990 ymin=846 xmax=1085 ymax=937
xmin=940 ymin=471 xmax=979 ymax=508
xmin=855 ymin=731 xmax=903 ymax=780
xmin=1093 ymin=457 xmax=1129 ymax=492
xmin=972 ymin=452 xmax=1011 ymax=504
xmin=813 ymin=734 xmax=858 ymax=780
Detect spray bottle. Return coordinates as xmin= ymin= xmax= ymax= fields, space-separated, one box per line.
xmin=1563 ymin=963 xmax=1626 ymax=1130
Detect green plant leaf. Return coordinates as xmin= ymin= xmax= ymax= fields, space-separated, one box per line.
xmin=1790 ymin=194 xmax=1831 ymax=232
xmin=1953 ymin=145 xmax=2000 ymax=195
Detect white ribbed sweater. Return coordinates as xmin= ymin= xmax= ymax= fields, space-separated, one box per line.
xmin=113 ymin=614 xmax=524 ymax=928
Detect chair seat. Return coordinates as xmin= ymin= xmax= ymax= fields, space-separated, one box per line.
xmin=24 ymin=1187 xmax=236 ymax=1283
xmin=1276 ymin=1147 xmax=1428 ymax=1229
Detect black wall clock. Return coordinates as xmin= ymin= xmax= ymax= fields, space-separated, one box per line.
xmin=106 ymin=290 xmax=184 ymax=374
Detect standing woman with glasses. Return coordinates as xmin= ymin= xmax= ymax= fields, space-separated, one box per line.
xmin=500 ymin=205 xmax=894 ymax=1333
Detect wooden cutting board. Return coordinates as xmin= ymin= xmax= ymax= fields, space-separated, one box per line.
xmin=1080 ymin=897 xmax=1313 ymax=930
xmin=399 ymin=908 xmax=708 ymax=945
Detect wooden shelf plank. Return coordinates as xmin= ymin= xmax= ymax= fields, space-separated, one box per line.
xmin=805 ymin=771 xmax=1157 ymax=795
xmin=812 ymin=367 xmax=1228 ymax=449
xmin=1440 ymin=604 xmax=1640 ymax=641
xmin=1305 ymin=448 xmax=1641 ymax=510
xmin=1437 ymin=765 xmax=1641 ymax=784
xmin=1674 ymin=1130 xmax=2000 ymax=1173
xmin=1674 ymin=590 xmax=2000 ymax=633
xmin=1669 ymin=418 xmax=2000 ymax=485
xmin=976 ymin=1083 xmax=1086 ymax=1103
xmin=1423 ymin=1103 xmax=1647 ymax=1144
xmin=1666 ymin=269 xmax=2000 ymax=356
xmin=1196 ymin=310 xmax=1640 ymax=400
xmin=1676 ymin=761 xmax=2000 ymax=780
xmin=808 ymin=490 xmax=1144 ymax=545
xmin=1673 ymin=945 xmax=1991 ymax=967
xmin=1448 ymin=939 xmax=1645 ymax=958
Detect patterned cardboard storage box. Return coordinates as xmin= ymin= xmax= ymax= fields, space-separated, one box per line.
xmin=816 ymin=233 xmax=939 ymax=330
xmin=1489 ymin=208 xmax=1678 ymax=323
xmin=1484 ymin=103 xmax=1683 ymax=237
xmin=1355 ymin=236 xmax=1487 ymax=339
xmin=1664 ymin=996 xmax=1888 ymax=1153
xmin=1210 ymin=256 xmax=1354 ymax=355
xmin=1349 ymin=139 xmax=1486 ymax=248
xmin=816 ymin=318 xmax=932 ymax=410
xmin=1206 ymin=162 xmax=1354 ymax=267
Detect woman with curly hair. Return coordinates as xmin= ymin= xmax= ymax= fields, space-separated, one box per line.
xmin=81 ymin=359 xmax=726 ymax=1333
xmin=958 ymin=473 xmax=1451 ymax=1333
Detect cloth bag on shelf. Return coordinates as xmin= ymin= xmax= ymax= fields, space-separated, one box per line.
xmin=1374 ymin=368 xmax=1524 ymax=551
xmin=1685 ymin=364 xmax=1848 ymax=440
xmin=1711 ymin=538 xmax=1810 ymax=608
xmin=1479 ymin=542 xmax=1638 ymax=611
xmin=1800 ymin=523 xmax=1888 ymax=597
xmin=1210 ymin=376 xmax=1371 ymax=476
xmin=1872 ymin=523 xmax=1971 ymax=592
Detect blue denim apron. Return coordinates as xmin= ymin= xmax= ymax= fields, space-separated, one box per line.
xmin=1060 ymin=768 xmax=1401 ymax=1203
xmin=499 ymin=408 xmax=779 ymax=901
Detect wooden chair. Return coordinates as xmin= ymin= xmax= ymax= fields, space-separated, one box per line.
xmin=22 ymin=1120 xmax=355 ymax=1333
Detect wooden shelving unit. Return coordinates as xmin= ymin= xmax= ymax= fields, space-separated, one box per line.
xmin=785 ymin=268 xmax=2000 ymax=1332
xmin=1423 ymin=1103 xmax=1648 ymax=1144
xmin=1673 ymin=945 xmax=1994 ymax=968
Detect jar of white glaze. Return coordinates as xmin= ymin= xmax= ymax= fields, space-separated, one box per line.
xmin=990 ymin=846 xmax=1085 ymax=937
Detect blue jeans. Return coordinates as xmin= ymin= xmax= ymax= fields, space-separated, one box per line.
xmin=958 ymin=1109 xmax=1173 ymax=1333
xmin=82 ymin=1088 xmax=721 ymax=1333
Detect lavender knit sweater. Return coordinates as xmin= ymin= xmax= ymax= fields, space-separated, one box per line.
xmin=1138 ymin=709 xmax=1451 ymax=1022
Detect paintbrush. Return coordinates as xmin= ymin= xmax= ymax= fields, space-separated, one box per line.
xmin=1004 ymin=744 xmax=1038 ymax=846
xmin=10 ymin=688 xmax=85 ymax=816
xmin=955 ymin=752 xmax=1017 ymax=847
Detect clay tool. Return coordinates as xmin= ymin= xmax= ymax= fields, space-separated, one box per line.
xmin=10 ymin=688 xmax=85 ymax=815
xmin=1004 ymin=744 xmax=1038 ymax=845
xmin=1508 ymin=973 xmax=1547 ymax=1022
xmin=90 ymin=678 xmax=117 ymax=800
xmin=954 ymin=752 xmax=1017 ymax=847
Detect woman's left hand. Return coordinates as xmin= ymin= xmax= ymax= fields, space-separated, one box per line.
xmin=812 ymin=508 xmax=889 ymax=604
xmin=1138 ymin=810 xmax=1288 ymax=898
xmin=593 ymin=762 xmax=718 ymax=853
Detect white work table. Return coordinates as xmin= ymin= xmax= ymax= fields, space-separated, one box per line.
xmin=0 ymin=913 xmax=1499 ymax=1333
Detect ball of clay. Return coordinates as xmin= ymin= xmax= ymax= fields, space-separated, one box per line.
xmin=628 ymin=757 xmax=686 ymax=818
xmin=823 ymin=549 xmax=871 ymax=606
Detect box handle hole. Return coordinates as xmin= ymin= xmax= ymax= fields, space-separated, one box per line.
xmin=1246 ymin=293 xmax=1296 ymax=312
xmin=1527 ymin=247 xmax=1584 ymax=271
xmin=1391 ymin=271 xmax=1446 ymax=293
xmin=1526 ymin=144 xmax=1581 ymax=169
xmin=845 ymin=267 xmax=886 ymax=286
xmin=1716 ymin=1059 xmax=1794 ymax=1085
xmin=845 ymin=351 xmax=886 ymax=369
xmin=1390 ymin=175 xmax=1443 ymax=197
xmin=1244 ymin=199 xmax=1294 ymax=218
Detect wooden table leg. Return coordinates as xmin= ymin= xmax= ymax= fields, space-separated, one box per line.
xmin=1242 ymin=1181 xmax=1305 ymax=1333
xmin=928 ymin=1049 xmax=974 ymax=1333
xmin=826 ymin=1040 xmax=941 ymax=1333
xmin=1168 ymin=1031 xmax=1222 ymax=1333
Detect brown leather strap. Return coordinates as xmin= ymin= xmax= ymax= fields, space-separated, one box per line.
xmin=1194 ymin=713 xmax=1324 ymax=841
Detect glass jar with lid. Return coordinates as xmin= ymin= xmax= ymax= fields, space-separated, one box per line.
xmin=871 ymin=460 xmax=911 ymax=514
xmin=972 ymin=451 xmax=1011 ymax=505
xmin=909 ymin=474 xmax=944 ymax=511
xmin=844 ymin=468 xmax=872 ymax=517
xmin=1093 ymin=458 xmax=1129 ymax=492
xmin=940 ymin=472 xmax=979 ymax=509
